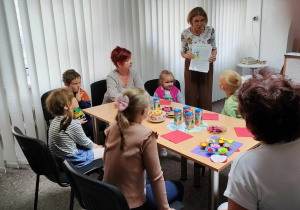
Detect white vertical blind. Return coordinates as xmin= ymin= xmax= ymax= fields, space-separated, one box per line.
xmin=0 ymin=0 xmax=246 ymax=169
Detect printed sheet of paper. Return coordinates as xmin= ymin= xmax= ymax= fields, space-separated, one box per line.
xmin=189 ymin=43 xmax=212 ymax=72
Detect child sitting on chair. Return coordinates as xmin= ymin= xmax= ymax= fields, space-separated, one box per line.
xmin=46 ymin=88 xmax=104 ymax=168
xmin=103 ymin=87 xmax=183 ymax=210
xmin=219 ymin=70 xmax=242 ymax=119
xmin=63 ymin=69 xmax=94 ymax=139
xmin=154 ymin=70 xmax=184 ymax=104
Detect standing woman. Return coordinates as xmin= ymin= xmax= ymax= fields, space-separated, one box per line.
xmin=181 ymin=7 xmax=217 ymax=110
xmin=102 ymin=46 xmax=144 ymax=104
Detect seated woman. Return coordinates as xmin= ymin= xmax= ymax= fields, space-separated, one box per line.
xmin=102 ymin=46 xmax=144 ymax=104
xmin=218 ymin=68 xmax=300 ymax=210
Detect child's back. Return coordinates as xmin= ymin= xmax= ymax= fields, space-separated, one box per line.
xmin=219 ymin=70 xmax=242 ymax=119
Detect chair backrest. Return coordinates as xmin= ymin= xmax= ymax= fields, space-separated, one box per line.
xmin=91 ymin=79 xmax=107 ymax=106
xmin=144 ymin=79 xmax=181 ymax=96
xmin=62 ymin=160 xmax=130 ymax=210
xmin=12 ymin=126 xmax=64 ymax=184
xmin=41 ymin=90 xmax=54 ymax=127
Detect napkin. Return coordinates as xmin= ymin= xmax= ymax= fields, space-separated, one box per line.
xmin=202 ymin=113 xmax=219 ymax=120
xmin=161 ymin=130 xmax=193 ymax=144
xmin=234 ymin=127 xmax=254 ymax=137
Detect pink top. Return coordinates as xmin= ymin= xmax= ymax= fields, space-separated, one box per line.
xmin=103 ymin=121 xmax=170 ymax=209
xmin=155 ymin=86 xmax=179 ymax=102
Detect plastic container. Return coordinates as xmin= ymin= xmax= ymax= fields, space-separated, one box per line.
xmin=153 ymin=97 xmax=160 ymax=110
xmin=173 ymin=109 xmax=182 ymax=126
xmin=183 ymin=105 xmax=191 ymax=120
xmin=194 ymin=108 xmax=203 ymax=125
xmin=185 ymin=112 xmax=194 ymax=130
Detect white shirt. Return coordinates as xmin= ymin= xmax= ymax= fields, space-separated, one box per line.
xmin=224 ymin=139 xmax=300 ymax=210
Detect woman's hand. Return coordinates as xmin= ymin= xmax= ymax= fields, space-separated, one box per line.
xmin=185 ymin=51 xmax=195 ymax=59
xmin=95 ymin=144 xmax=104 ymax=148
xmin=209 ymin=55 xmax=216 ymax=63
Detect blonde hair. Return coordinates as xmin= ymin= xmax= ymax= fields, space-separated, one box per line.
xmin=158 ymin=70 xmax=175 ymax=86
xmin=116 ymin=87 xmax=149 ymax=150
xmin=220 ymin=70 xmax=242 ymax=94
xmin=46 ymin=88 xmax=74 ymax=132
xmin=187 ymin=7 xmax=208 ymax=25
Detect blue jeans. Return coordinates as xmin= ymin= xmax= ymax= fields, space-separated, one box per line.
xmin=143 ymin=174 xmax=184 ymax=210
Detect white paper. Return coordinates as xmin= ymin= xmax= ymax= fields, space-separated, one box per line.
xmin=189 ymin=43 xmax=212 ymax=73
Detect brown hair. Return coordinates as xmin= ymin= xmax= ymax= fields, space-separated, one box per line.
xmin=187 ymin=7 xmax=208 ymax=25
xmin=115 ymin=87 xmax=149 ymax=150
xmin=158 ymin=70 xmax=175 ymax=86
xmin=62 ymin=69 xmax=81 ymax=84
xmin=111 ymin=46 xmax=132 ymax=67
xmin=46 ymin=88 xmax=74 ymax=132
xmin=220 ymin=70 xmax=242 ymax=94
xmin=238 ymin=68 xmax=300 ymax=144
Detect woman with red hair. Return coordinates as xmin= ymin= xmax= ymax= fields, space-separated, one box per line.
xmin=102 ymin=46 xmax=144 ymax=104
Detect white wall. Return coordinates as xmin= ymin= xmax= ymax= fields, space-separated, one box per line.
xmin=242 ymin=0 xmax=292 ymax=74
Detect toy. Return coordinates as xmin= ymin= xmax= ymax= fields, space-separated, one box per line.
xmin=207 ymin=125 xmax=226 ymax=133
xmin=200 ymin=142 xmax=208 ymax=150
xmin=205 ymin=147 xmax=216 ymax=155
xmin=218 ymin=148 xmax=228 ymax=155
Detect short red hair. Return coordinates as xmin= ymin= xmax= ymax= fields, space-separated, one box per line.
xmin=111 ymin=46 xmax=132 ymax=67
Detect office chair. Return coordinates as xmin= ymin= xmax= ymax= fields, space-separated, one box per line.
xmin=144 ymin=79 xmax=181 ymax=96
xmin=63 ymin=160 xmax=184 ymax=210
xmin=90 ymin=79 xmax=108 ymax=144
xmin=12 ymin=126 xmax=103 ymax=210
xmin=90 ymin=79 xmax=107 ymax=106
xmin=63 ymin=160 xmax=130 ymax=210
xmin=41 ymin=90 xmax=54 ymax=128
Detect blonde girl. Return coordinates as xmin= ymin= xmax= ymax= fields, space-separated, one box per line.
xmin=46 ymin=88 xmax=104 ymax=168
xmin=154 ymin=70 xmax=184 ymax=104
xmin=103 ymin=87 xmax=183 ymax=210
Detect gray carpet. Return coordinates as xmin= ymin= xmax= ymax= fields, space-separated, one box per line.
xmin=0 ymin=99 xmax=226 ymax=210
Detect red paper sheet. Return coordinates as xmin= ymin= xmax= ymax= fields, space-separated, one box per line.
xmin=234 ymin=127 xmax=254 ymax=137
xmin=202 ymin=113 xmax=219 ymax=120
xmin=160 ymin=100 xmax=172 ymax=105
xmin=161 ymin=130 xmax=193 ymax=144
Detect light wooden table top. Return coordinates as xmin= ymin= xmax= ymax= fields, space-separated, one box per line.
xmin=84 ymin=102 xmax=260 ymax=172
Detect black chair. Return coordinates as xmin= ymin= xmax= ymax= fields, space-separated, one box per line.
xmin=63 ymin=160 xmax=184 ymax=210
xmin=144 ymin=79 xmax=181 ymax=96
xmin=62 ymin=160 xmax=130 ymax=210
xmin=41 ymin=90 xmax=54 ymax=128
xmin=90 ymin=79 xmax=108 ymax=144
xmin=90 ymin=79 xmax=107 ymax=106
xmin=12 ymin=126 xmax=103 ymax=210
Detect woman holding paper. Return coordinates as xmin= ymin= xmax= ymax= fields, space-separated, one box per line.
xmin=181 ymin=7 xmax=217 ymax=110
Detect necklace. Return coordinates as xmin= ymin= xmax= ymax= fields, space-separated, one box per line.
xmin=118 ymin=70 xmax=130 ymax=87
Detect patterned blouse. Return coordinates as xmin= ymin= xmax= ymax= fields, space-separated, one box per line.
xmin=181 ymin=26 xmax=217 ymax=53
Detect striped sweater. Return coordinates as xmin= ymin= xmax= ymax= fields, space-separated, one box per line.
xmin=48 ymin=116 xmax=95 ymax=158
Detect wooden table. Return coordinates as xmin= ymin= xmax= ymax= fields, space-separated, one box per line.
xmin=84 ymin=102 xmax=260 ymax=210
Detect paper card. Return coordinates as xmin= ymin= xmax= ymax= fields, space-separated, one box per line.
xmin=161 ymin=130 xmax=193 ymax=144
xmin=210 ymin=155 xmax=227 ymax=163
xmin=160 ymin=100 xmax=172 ymax=105
xmin=234 ymin=127 xmax=254 ymax=137
xmin=202 ymin=113 xmax=219 ymax=120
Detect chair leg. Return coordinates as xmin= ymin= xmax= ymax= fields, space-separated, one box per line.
xmin=34 ymin=174 xmax=40 ymax=210
xmin=69 ymin=189 xmax=74 ymax=210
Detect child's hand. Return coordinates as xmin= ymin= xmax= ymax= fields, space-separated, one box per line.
xmin=76 ymin=89 xmax=83 ymax=102
xmin=95 ymin=144 xmax=104 ymax=148
xmin=79 ymin=118 xmax=87 ymax=124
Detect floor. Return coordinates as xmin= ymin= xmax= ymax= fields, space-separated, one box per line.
xmin=0 ymin=99 xmax=226 ymax=210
